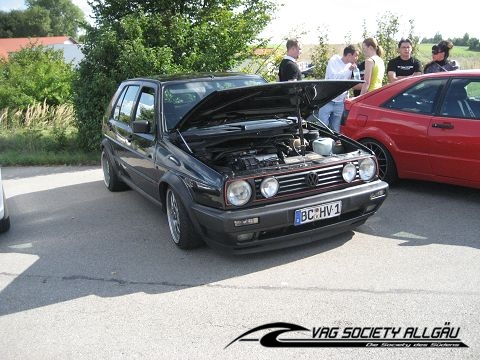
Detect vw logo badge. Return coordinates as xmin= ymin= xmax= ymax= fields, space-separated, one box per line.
xmin=306 ymin=172 xmax=318 ymax=188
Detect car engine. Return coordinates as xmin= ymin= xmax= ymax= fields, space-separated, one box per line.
xmin=176 ymin=118 xmax=353 ymax=175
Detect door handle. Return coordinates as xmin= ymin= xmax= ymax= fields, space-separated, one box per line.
xmin=432 ymin=123 xmax=454 ymax=129
xmin=168 ymin=155 xmax=180 ymax=166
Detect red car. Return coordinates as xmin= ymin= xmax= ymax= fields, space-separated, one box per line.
xmin=341 ymin=70 xmax=480 ymax=189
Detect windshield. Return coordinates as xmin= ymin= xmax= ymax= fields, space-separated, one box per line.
xmin=163 ymin=77 xmax=266 ymax=130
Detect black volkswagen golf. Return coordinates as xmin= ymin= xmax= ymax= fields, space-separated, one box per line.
xmin=101 ymin=73 xmax=388 ymax=254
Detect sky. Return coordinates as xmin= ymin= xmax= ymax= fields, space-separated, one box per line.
xmin=1 ymin=0 xmax=478 ymax=44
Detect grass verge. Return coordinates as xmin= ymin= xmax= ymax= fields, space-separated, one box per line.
xmin=1 ymin=103 xmax=100 ymax=166
xmin=0 ymin=149 xmax=99 ymax=166
xmin=0 ymin=129 xmax=99 ymax=166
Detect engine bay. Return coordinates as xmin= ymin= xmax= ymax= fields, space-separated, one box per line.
xmin=176 ymin=117 xmax=361 ymax=175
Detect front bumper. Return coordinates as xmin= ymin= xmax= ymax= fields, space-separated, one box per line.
xmin=190 ymin=180 xmax=388 ymax=254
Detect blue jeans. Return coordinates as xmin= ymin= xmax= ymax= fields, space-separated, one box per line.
xmin=318 ymin=100 xmax=344 ymax=133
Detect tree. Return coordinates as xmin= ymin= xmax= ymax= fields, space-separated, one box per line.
xmin=0 ymin=0 xmax=84 ymax=38
xmin=370 ymin=12 xmax=400 ymax=68
xmin=0 ymin=46 xmax=75 ymax=110
xmin=26 ymin=0 xmax=85 ymax=37
xmin=0 ymin=10 xmax=17 ymax=37
xmin=74 ymin=0 xmax=276 ymax=151
xmin=468 ymin=38 xmax=480 ymax=51
xmin=0 ymin=10 xmax=48 ymax=38
xmin=18 ymin=6 xmax=52 ymax=37
xmin=433 ymin=32 xmax=443 ymax=44
xmin=310 ymin=28 xmax=333 ymax=80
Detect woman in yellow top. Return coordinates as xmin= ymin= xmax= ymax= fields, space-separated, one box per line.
xmin=360 ymin=37 xmax=385 ymax=95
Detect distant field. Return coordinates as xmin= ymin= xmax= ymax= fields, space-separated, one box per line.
xmin=298 ymin=43 xmax=480 ymax=70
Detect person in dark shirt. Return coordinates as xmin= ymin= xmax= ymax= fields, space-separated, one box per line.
xmin=387 ymin=38 xmax=423 ymax=83
xmin=424 ymin=40 xmax=460 ymax=73
xmin=278 ymin=39 xmax=303 ymax=81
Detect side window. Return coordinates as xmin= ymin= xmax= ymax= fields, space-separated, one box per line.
xmin=134 ymin=87 xmax=156 ymax=133
xmin=441 ymin=79 xmax=480 ymax=119
xmin=113 ymin=85 xmax=139 ymax=124
xmin=383 ymin=79 xmax=445 ymax=115
xmin=112 ymin=90 xmax=126 ymax=121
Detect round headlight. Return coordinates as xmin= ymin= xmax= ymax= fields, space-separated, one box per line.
xmin=260 ymin=177 xmax=279 ymax=198
xmin=342 ymin=162 xmax=357 ymax=183
xmin=226 ymin=180 xmax=252 ymax=206
xmin=358 ymin=157 xmax=376 ymax=181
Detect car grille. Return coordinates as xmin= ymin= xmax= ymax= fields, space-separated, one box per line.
xmin=253 ymin=161 xmax=360 ymax=200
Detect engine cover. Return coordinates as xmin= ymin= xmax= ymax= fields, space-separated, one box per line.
xmin=231 ymin=154 xmax=280 ymax=171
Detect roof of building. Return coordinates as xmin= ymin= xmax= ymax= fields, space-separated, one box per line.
xmin=0 ymin=36 xmax=78 ymax=58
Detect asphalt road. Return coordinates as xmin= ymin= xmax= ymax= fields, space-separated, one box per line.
xmin=0 ymin=166 xmax=479 ymax=360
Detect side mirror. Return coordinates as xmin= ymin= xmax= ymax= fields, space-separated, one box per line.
xmin=132 ymin=120 xmax=151 ymax=134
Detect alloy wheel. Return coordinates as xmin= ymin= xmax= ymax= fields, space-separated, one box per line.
xmin=166 ymin=189 xmax=181 ymax=244
xmin=101 ymin=151 xmax=111 ymax=188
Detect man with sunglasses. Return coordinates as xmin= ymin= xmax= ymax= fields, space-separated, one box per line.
xmin=424 ymin=40 xmax=460 ymax=73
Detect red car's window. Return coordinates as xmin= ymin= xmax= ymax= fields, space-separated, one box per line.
xmin=441 ymin=79 xmax=480 ymax=119
xmin=383 ymin=79 xmax=445 ymax=115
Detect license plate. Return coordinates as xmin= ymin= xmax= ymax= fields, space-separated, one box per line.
xmin=294 ymin=201 xmax=342 ymax=225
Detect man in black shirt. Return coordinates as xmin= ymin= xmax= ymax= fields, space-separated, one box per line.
xmin=278 ymin=39 xmax=303 ymax=81
xmin=387 ymin=38 xmax=423 ymax=83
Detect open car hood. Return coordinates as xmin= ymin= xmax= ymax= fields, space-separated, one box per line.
xmin=175 ymin=80 xmax=361 ymax=132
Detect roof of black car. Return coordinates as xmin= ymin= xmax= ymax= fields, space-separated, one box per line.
xmin=128 ymin=72 xmax=263 ymax=83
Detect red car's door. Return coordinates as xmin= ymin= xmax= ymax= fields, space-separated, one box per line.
xmin=428 ymin=116 xmax=480 ymax=183
xmin=377 ymin=109 xmax=433 ymax=175
xmin=427 ymin=78 xmax=480 ymax=185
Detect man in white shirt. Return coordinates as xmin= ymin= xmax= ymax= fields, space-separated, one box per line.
xmin=317 ymin=45 xmax=360 ymax=132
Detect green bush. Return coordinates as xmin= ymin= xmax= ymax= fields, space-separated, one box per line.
xmin=0 ymin=46 xmax=75 ymax=110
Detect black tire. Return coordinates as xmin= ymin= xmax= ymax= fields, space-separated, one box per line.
xmin=101 ymin=149 xmax=127 ymax=191
xmin=165 ymin=187 xmax=203 ymax=249
xmin=0 ymin=189 xmax=9 ymax=233
xmin=360 ymin=138 xmax=397 ymax=184
xmin=0 ymin=215 xmax=10 ymax=233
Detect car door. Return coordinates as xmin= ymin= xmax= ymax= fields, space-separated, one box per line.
xmin=428 ymin=77 xmax=480 ymax=183
xmin=107 ymin=83 xmax=140 ymax=173
xmin=380 ymin=78 xmax=446 ymax=177
xmin=123 ymin=84 xmax=161 ymax=199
